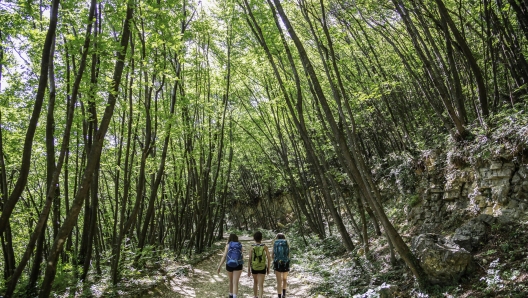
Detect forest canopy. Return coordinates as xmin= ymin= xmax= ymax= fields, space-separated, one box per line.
xmin=0 ymin=0 xmax=527 ymax=296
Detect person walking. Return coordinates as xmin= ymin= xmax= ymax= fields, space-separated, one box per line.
xmin=248 ymin=231 xmax=271 ymax=298
xmin=272 ymin=233 xmax=290 ymax=298
xmin=217 ymin=233 xmax=244 ymax=298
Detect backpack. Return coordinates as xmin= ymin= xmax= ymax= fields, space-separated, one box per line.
xmin=273 ymin=239 xmax=290 ymax=270
xmin=226 ymin=242 xmax=243 ymax=268
xmin=252 ymin=244 xmax=266 ymax=271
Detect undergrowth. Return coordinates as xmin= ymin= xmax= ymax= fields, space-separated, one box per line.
xmin=283 ymin=214 xmax=528 ymax=298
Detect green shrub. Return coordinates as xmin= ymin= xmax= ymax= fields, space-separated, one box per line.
xmin=408 ymin=194 xmax=421 ymax=207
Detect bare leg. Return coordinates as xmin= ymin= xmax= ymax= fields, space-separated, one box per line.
xmin=228 ymin=271 xmax=234 ymax=294
xmin=275 ymin=271 xmax=282 ymax=294
xmin=252 ymin=273 xmax=258 ymax=297
xmin=257 ymin=273 xmax=266 ymax=298
xmin=282 ymin=272 xmax=289 ymax=295
xmin=232 ymin=270 xmax=243 ymax=295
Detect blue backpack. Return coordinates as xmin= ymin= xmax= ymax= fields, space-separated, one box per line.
xmin=273 ymin=239 xmax=290 ymax=270
xmin=226 ymin=242 xmax=243 ymax=268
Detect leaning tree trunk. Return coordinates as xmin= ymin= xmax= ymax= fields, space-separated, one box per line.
xmin=0 ymin=36 xmax=16 ymax=280
xmin=38 ymin=2 xmax=133 ymax=296
xmin=270 ymin=0 xmax=428 ymax=287
xmin=434 ymin=0 xmax=489 ymax=118
xmin=0 ymin=0 xmax=60 ymax=234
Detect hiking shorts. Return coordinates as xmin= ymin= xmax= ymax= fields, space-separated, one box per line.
xmin=251 ymin=266 xmax=267 ymax=274
xmin=273 ymin=261 xmax=290 ymax=272
xmin=226 ymin=264 xmax=243 ymax=272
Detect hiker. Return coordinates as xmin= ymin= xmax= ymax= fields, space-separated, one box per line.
xmin=248 ymin=231 xmax=271 ymax=298
xmin=217 ymin=233 xmax=244 ymax=298
xmin=272 ymin=233 xmax=290 ymax=298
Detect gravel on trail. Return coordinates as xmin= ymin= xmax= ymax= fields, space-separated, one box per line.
xmin=142 ymin=236 xmax=313 ymax=297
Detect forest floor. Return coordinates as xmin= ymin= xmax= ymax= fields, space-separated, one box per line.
xmin=135 ymin=235 xmax=317 ymax=298
xmin=53 ymin=223 xmax=528 ymax=297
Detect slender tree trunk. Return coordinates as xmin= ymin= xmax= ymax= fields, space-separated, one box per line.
xmin=508 ymin=0 xmax=528 ymax=40
xmin=28 ymin=33 xmax=59 ymax=294
xmin=434 ymin=0 xmax=489 ymax=117
xmin=3 ymin=1 xmax=98 ymax=293
xmin=138 ymin=78 xmax=174 ymax=252
xmin=0 ymin=40 xmax=17 ymax=279
xmin=0 ymin=224 xmax=16 ymax=281
xmin=0 ymin=0 xmax=61 ymax=234
xmin=356 ymin=196 xmax=369 ymax=255
xmin=270 ymin=0 xmax=428 ymax=287
xmin=392 ymin=0 xmax=466 ymax=137
xmin=38 ymin=2 xmax=133 ymax=296
xmin=81 ymin=8 xmax=102 ymax=278
xmin=438 ymin=13 xmax=467 ymax=123
xmin=110 ymin=47 xmax=137 ymax=284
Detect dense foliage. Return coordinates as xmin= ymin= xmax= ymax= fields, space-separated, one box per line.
xmin=0 ymin=0 xmax=526 ymax=296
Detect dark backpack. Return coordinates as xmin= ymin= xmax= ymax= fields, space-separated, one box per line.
xmin=252 ymin=244 xmax=266 ymax=271
xmin=273 ymin=239 xmax=289 ymax=270
xmin=226 ymin=242 xmax=243 ymax=268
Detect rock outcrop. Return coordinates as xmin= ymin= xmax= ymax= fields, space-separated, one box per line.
xmin=408 ymin=154 xmax=528 ymax=231
xmin=451 ymin=217 xmax=491 ymax=252
xmin=412 ymin=233 xmax=473 ymax=285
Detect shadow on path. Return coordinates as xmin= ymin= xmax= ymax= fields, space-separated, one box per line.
xmin=142 ymin=237 xmax=313 ymax=297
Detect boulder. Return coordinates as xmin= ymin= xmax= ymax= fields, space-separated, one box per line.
xmin=452 ymin=218 xmax=490 ymax=252
xmin=412 ymin=234 xmax=473 ymax=285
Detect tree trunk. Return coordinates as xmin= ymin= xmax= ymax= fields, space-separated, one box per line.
xmin=270 ymin=0 xmax=428 ymax=287
xmin=38 ymin=2 xmax=133 ymax=296
xmin=435 ymin=0 xmax=489 ymax=117
xmin=0 ymin=0 xmax=61 ymax=234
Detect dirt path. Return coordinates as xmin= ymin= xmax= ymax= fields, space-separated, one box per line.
xmin=144 ymin=236 xmax=313 ymax=297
